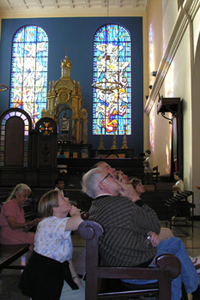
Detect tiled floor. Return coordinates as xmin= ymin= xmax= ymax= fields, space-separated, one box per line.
xmin=169 ymin=221 xmax=200 ymax=258
xmin=0 ymin=232 xmax=86 ymax=300
xmin=0 ymin=221 xmax=200 ymax=299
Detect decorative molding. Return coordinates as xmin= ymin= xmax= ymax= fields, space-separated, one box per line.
xmin=144 ymin=0 xmax=200 ymax=115
xmin=42 ymin=143 xmax=50 ymax=163
xmin=0 ymin=0 xmax=149 ymax=18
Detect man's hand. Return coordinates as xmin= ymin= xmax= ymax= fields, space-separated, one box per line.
xmin=117 ymin=181 xmax=141 ymax=202
xmin=147 ymin=231 xmax=160 ymax=247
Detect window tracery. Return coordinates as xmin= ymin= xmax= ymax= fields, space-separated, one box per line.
xmin=93 ymin=24 xmax=131 ymax=135
xmin=10 ymin=25 xmax=48 ymax=128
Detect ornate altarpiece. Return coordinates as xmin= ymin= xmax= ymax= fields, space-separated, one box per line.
xmin=42 ymin=54 xmax=88 ymax=143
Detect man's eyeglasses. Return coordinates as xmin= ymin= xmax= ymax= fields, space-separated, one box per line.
xmin=99 ymin=173 xmax=112 ymax=184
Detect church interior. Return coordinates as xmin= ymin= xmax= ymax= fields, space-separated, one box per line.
xmin=0 ymin=0 xmax=200 ymax=299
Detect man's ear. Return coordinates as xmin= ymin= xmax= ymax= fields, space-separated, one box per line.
xmin=99 ymin=181 xmax=106 ymax=190
xmin=52 ymin=206 xmax=59 ymax=212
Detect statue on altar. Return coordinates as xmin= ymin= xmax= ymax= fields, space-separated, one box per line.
xmin=59 ymin=110 xmax=70 ymax=142
xmin=42 ymin=49 xmax=88 ymax=144
xmin=61 ymin=111 xmax=70 ymax=132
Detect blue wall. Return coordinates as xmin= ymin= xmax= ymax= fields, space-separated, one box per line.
xmin=0 ymin=17 xmax=143 ymax=156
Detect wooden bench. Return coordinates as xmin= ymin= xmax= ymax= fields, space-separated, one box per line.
xmin=23 ymin=195 xmax=39 ymax=221
xmin=78 ymin=219 xmax=181 ymax=300
xmin=57 ymin=157 xmax=144 ymax=177
xmin=153 ymin=165 xmax=160 ymax=181
xmin=0 ymin=243 xmax=30 ymax=272
xmin=165 ymin=190 xmax=195 ymax=232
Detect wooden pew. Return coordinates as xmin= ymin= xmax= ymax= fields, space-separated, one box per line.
xmin=165 ymin=190 xmax=195 ymax=231
xmin=0 ymin=244 xmax=29 ymax=272
xmin=78 ymin=219 xmax=181 ymax=300
xmin=57 ymin=157 xmax=144 ymax=177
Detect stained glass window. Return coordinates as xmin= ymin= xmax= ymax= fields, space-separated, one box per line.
xmin=39 ymin=121 xmax=54 ymax=136
xmin=93 ymin=24 xmax=131 ymax=135
xmin=10 ymin=26 xmax=48 ymax=128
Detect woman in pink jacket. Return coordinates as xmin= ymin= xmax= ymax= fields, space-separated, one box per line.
xmin=0 ymin=183 xmax=39 ymax=249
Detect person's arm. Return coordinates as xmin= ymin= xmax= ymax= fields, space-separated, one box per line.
xmin=7 ymin=216 xmax=40 ymax=231
xmin=65 ymin=205 xmax=83 ymax=231
xmin=128 ymin=199 xmax=161 ymax=234
xmin=117 ymin=181 xmax=141 ymax=202
xmin=68 ymin=259 xmax=83 ymax=287
xmin=172 ymin=185 xmax=180 ymax=192
xmin=23 ymin=218 xmax=41 ymax=232
xmin=116 ymin=180 xmax=160 ymax=233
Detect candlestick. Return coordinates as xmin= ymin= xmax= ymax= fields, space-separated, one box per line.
xmin=121 ymin=124 xmax=128 ymax=149
xmin=98 ymin=126 xmax=105 ymax=150
xmin=111 ymin=127 xmax=118 ymax=150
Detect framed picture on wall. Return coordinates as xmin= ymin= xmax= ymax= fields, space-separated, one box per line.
xmin=172 ymin=117 xmax=177 ymax=162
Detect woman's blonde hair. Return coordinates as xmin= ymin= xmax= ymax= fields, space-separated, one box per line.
xmin=38 ymin=190 xmax=59 ymax=217
xmin=7 ymin=183 xmax=31 ymax=202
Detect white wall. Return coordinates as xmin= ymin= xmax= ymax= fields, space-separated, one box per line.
xmin=143 ymin=14 xmax=150 ymax=153
xmin=192 ymin=8 xmax=200 ymax=214
xmin=147 ymin=0 xmax=175 ymax=175
xmin=162 ymin=0 xmax=179 ymax=47
xmin=175 ymin=31 xmax=192 ymax=187
xmin=147 ymin=0 xmax=200 ymax=214
xmin=150 ymin=103 xmax=172 ymax=175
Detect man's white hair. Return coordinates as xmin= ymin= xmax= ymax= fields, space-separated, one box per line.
xmin=81 ymin=167 xmax=104 ymax=198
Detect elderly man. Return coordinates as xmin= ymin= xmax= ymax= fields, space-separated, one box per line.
xmin=92 ymin=161 xmax=129 ymax=183
xmin=81 ymin=167 xmax=200 ymax=300
xmin=93 ymin=161 xmax=174 ymax=241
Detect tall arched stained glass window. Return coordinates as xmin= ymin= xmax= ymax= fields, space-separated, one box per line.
xmin=10 ymin=26 xmax=48 ymax=128
xmin=93 ymin=24 xmax=131 ymax=135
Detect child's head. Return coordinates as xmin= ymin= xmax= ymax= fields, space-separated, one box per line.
xmin=130 ymin=178 xmax=141 ymax=189
xmin=38 ymin=190 xmax=59 ymax=217
xmin=129 ymin=178 xmax=145 ymax=196
xmin=145 ymin=150 xmax=151 ymax=156
xmin=55 ymin=178 xmax=65 ymax=190
xmin=174 ymin=171 xmax=181 ymax=180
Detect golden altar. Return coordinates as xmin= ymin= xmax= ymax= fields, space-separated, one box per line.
xmin=42 ymin=53 xmax=88 ymax=144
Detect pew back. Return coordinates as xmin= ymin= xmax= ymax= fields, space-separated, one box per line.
xmin=78 ymin=220 xmax=181 ymax=300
